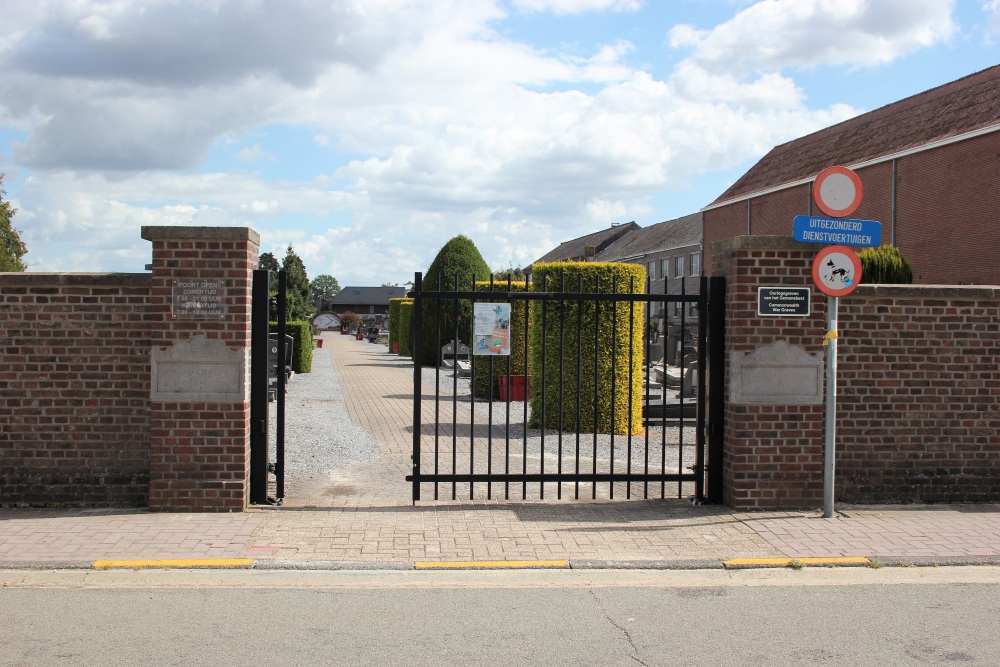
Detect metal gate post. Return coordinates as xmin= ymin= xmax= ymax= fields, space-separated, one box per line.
xmin=249 ymin=269 xmax=271 ymax=505
xmin=275 ymin=269 xmax=287 ymax=501
xmin=705 ymin=276 xmax=726 ymax=504
xmin=411 ymin=272 xmax=423 ymax=502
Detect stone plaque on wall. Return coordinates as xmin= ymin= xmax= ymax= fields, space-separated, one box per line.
xmin=730 ymin=340 xmax=823 ymax=405
xmin=172 ymin=279 xmax=226 ymax=318
xmin=151 ymin=335 xmax=248 ymax=402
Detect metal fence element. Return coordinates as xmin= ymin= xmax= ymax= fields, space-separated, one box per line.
xmin=408 ymin=271 xmax=725 ymax=503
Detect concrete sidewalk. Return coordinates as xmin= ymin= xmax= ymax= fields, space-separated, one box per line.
xmin=3 ymin=333 xmax=1000 ymax=571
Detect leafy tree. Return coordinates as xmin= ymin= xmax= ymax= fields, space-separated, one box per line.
xmin=311 ymin=274 xmax=341 ymax=309
xmin=493 ymin=266 xmax=526 ymax=282
xmin=381 ymin=281 xmax=400 ymax=287
xmin=0 ymin=174 xmax=27 ymax=272
xmin=282 ymin=245 xmax=312 ymax=321
xmin=258 ymin=252 xmax=279 ymax=272
xmin=420 ymin=235 xmax=492 ymax=366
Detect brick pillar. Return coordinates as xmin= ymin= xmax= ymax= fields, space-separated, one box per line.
xmin=711 ymin=236 xmax=828 ymax=510
xmin=141 ymin=226 xmax=259 ymax=511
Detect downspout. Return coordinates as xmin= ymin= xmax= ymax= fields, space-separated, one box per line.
xmin=891 ymin=158 xmax=898 ymax=246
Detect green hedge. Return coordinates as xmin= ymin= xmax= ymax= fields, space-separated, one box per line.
xmin=398 ymin=300 xmax=415 ymax=358
xmin=388 ymin=298 xmax=410 ymax=354
xmin=528 ymin=262 xmax=645 ymax=435
xmin=269 ymin=320 xmax=313 ymax=373
xmin=472 ymin=281 xmax=530 ymax=399
xmin=420 ymin=235 xmax=492 ymax=366
xmin=858 ymin=244 xmax=913 ymax=284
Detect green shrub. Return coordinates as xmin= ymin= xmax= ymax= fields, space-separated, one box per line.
xmin=528 ymin=262 xmax=645 ymax=435
xmin=472 ymin=280 xmax=530 ymax=399
xmin=388 ymin=298 xmax=409 ymax=354
xmin=398 ymin=300 xmax=415 ymax=358
xmin=420 ymin=235 xmax=492 ymax=366
xmin=858 ymin=244 xmax=913 ymax=284
xmin=269 ymin=320 xmax=313 ymax=373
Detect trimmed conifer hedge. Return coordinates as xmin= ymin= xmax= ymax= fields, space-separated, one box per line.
xmin=420 ymin=235 xmax=492 ymax=366
xmin=388 ymin=297 xmax=410 ymax=354
xmin=398 ymin=299 xmax=415 ymax=357
xmin=269 ymin=320 xmax=313 ymax=373
xmin=858 ymin=244 xmax=913 ymax=284
xmin=528 ymin=262 xmax=645 ymax=435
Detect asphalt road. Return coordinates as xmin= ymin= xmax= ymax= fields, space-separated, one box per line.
xmin=3 ymin=567 xmax=1000 ymax=666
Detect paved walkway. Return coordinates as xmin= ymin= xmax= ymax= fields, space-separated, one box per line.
xmin=3 ymin=333 xmax=1000 ymax=570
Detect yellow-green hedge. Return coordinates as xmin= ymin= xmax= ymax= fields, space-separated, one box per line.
xmin=472 ymin=281 xmax=530 ymax=399
xmin=528 ymin=262 xmax=645 ymax=435
xmin=388 ymin=297 xmax=411 ymax=354
xmin=397 ymin=299 xmax=415 ymax=357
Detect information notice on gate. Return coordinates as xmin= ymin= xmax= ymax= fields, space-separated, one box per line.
xmin=757 ymin=287 xmax=811 ymax=317
xmin=473 ymin=302 xmax=511 ymax=355
xmin=172 ymin=279 xmax=226 ymax=318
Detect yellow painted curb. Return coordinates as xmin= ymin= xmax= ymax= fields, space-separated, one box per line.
xmin=723 ymin=557 xmax=870 ymax=568
xmin=92 ymin=559 xmax=253 ymax=570
xmin=414 ymin=560 xmax=569 ymax=570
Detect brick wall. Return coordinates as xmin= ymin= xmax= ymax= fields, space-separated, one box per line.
xmin=1 ymin=226 xmax=259 ymax=511
xmin=714 ymin=236 xmax=1000 ymax=509
xmin=0 ymin=273 xmax=153 ymax=506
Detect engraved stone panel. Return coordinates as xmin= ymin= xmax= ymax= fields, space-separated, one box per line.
xmin=730 ymin=340 xmax=823 ymax=405
xmin=151 ymin=335 xmax=249 ymax=402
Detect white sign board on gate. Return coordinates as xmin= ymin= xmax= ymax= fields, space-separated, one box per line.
xmin=473 ymin=303 xmax=511 ymax=355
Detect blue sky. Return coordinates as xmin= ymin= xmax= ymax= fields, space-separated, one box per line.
xmin=1 ymin=0 xmax=997 ymax=286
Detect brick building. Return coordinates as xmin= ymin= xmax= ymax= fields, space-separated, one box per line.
xmin=596 ymin=213 xmax=702 ymax=326
xmin=703 ymin=65 xmax=1000 ymax=284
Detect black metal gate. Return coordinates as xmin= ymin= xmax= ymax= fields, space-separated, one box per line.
xmin=407 ymin=272 xmax=725 ymax=503
xmin=249 ymin=268 xmax=287 ymax=506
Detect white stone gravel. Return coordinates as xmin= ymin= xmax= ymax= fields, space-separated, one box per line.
xmin=268 ymin=347 xmax=377 ymax=483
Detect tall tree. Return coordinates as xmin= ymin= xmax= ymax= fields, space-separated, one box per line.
xmin=281 ymin=245 xmax=312 ymax=321
xmin=311 ymin=274 xmax=341 ymax=309
xmin=0 ymin=174 xmax=27 ymax=272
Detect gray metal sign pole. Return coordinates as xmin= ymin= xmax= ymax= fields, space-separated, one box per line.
xmin=824 ymin=295 xmax=838 ymax=518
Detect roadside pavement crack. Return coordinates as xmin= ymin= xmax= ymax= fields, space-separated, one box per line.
xmin=588 ymin=589 xmax=650 ymax=667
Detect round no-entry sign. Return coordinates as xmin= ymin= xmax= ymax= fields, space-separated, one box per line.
xmin=813 ymin=165 xmax=863 ymax=217
xmin=812 ymin=245 xmax=862 ymax=297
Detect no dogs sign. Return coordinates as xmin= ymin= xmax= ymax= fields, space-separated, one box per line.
xmin=812 ymin=245 xmax=862 ymax=297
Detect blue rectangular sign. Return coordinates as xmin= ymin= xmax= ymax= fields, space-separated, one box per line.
xmin=793 ymin=215 xmax=882 ymax=247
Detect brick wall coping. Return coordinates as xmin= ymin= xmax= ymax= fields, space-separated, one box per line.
xmin=0 ymin=272 xmax=151 ymax=287
xmin=141 ymin=226 xmax=260 ymax=245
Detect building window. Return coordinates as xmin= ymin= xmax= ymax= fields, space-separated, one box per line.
xmin=674 ymin=256 xmax=684 ymax=278
xmin=661 ymin=259 xmax=669 ymax=279
xmin=648 ymin=261 xmax=656 ymax=280
xmin=689 ymin=253 xmax=700 ymax=276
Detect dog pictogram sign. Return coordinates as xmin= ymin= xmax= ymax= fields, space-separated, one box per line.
xmin=812 ymin=245 xmax=862 ymax=297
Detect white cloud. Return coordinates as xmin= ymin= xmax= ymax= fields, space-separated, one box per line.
xmin=986 ymin=1 xmax=1000 ymax=35
xmin=669 ymin=0 xmax=957 ymax=73
xmin=1 ymin=0 xmax=970 ymax=283
xmin=513 ymin=0 xmax=642 ymax=15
